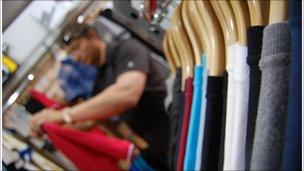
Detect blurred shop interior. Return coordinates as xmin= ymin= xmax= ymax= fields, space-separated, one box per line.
xmin=2 ymin=0 xmax=302 ymax=171
xmin=2 ymin=1 xmax=176 ymax=170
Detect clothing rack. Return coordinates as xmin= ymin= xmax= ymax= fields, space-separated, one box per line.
xmin=163 ymin=0 xmax=302 ymax=171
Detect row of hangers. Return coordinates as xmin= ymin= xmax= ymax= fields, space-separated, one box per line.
xmin=163 ymin=0 xmax=288 ymax=90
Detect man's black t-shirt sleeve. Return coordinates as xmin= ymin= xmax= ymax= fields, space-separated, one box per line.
xmin=113 ymin=39 xmax=150 ymax=77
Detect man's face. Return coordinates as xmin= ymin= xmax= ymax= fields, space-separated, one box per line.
xmin=65 ymin=37 xmax=100 ymax=65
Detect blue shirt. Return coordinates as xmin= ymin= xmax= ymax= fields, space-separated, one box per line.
xmin=195 ymin=55 xmax=208 ymax=170
xmin=184 ymin=55 xmax=207 ymax=170
xmin=282 ymin=0 xmax=302 ymax=170
xmin=58 ymin=56 xmax=98 ymax=102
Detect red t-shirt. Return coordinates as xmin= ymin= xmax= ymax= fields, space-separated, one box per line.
xmin=176 ymin=77 xmax=194 ymax=171
xmin=42 ymin=123 xmax=134 ymax=171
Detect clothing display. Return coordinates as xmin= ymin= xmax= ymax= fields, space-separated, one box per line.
xmin=176 ymin=78 xmax=194 ymax=171
xmin=223 ymin=44 xmax=236 ymax=170
xmin=200 ymin=76 xmax=224 ymax=170
xmin=3 ymin=2 xmax=301 ymax=171
xmin=250 ymin=22 xmax=291 ymax=170
xmin=245 ymin=25 xmax=265 ymax=170
xmin=194 ymin=56 xmax=207 ymax=171
xmin=4 ymin=105 xmax=31 ymax=137
xmin=230 ymin=44 xmax=249 ymax=170
xmin=58 ymin=56 xmax=98 ymax=102
xmin=184 ymin=56 xmax=205 ymax=170
xmin=183 ymin=66 xmax=203 ymax=170
xmin=218 ymin=71 xmax=228 ymax=171
xmin=282 ymin=1 xmax=302 ymax=170
xmin=43 ymin=123 xmax=134 ymax=171
xmin=168 ymin=68 xmax=184 ymax=171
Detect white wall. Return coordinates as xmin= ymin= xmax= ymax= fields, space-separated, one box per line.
xmin=2 ymin=1 xmax=76 ymax=65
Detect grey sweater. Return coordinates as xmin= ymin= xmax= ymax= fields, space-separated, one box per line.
xmin=250 ymin=22 xmax=291 ymax=170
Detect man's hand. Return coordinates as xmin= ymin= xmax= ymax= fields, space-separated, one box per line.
xmin=30 ymin=109 xmax=62 ymax=137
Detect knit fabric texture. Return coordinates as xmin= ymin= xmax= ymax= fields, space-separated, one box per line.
xmin=282 ymin=0 xmax=302 ymax=170
xmin=250 ymin=22 xmax=291 ymax=170
xmin=230 ymin=44 xmax=249 ymax=170
xmin=200 ymin=76 xmax=224 ymax=170
xmin=245 ymin=25 xmax=265 ymax=170
xmin=223 ymin=44 xmax=236 ymax=170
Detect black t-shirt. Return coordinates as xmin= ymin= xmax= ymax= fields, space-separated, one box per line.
xmin=92 ymin=38 xmax=170 ymax=164
xmin=93 ymin=38 xmax=170 ymax=94
xmin=200 ymin=76 xmax=224 ymax=170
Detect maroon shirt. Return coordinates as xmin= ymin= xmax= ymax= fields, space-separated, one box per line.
xmin=177 ymin=77 xmax=194 ymax=171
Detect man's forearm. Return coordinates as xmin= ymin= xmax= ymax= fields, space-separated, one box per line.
xmin=70 ymin=83 xmax=139 ymax=122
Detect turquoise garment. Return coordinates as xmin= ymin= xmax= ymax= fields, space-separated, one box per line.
xmin=195 ymin=56 xmax=208 ymax=170
xmin=183 ymin=55 xmax=206 ymax=170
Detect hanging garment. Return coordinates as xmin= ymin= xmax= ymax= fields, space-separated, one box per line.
xmin=200 ymin=76 xmax=224 ymax=170
xmin=244 ymin=26 xmax=265 ymax=170
xmin=230 ymin=44 xmax=250 ymax=170
xmin=168 ymin=68 xmax=185 ymax=171
xmin=42 ymin=123 xmax=134 ymax=171
xmin=183 ymin=56 xmax=206 ymax=170
xmin=282 ymin=0 xmax=302 ymax=170
xmin=58 ymin=56 xmax=98 ymax=102
xmin=194 ymin=55 xmax=207 ymax=170
xmin=176 ymin=78 xmax=194 ymax=171
xmin=223 ymin=44 xmax=236 ymax=170
xmin=217 ymin=71 xmax=228 ymax=171
xmin=173 ymin=81 xmax=188 ymax=171
xmin=250 ymin=22 xmax=291 ymax=170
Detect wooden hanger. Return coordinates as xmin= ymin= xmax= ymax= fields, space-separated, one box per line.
xmin=181 ymin=1 xmax=201 ymax=66
xmin=196 ymin=0 xmax=225 ymax=76
xmin=247 ymin=0 xmax=270 ymax=26
xmin=210 ymin=0 xmax=238 ymax=64
xmin=162 ymin=32 xmax=176 ymax=76
xmin=230 ymin=0 xmax=251 ymax=45
xmin=187 ymin=1 xmax=209 ymax=59
xmin=167 ymin=31 xmax=182 ymax=69
xmin=171 ymin=4 xmax=194 ymax=79
xmin=268 ymin=0 xmax=288 ymax=24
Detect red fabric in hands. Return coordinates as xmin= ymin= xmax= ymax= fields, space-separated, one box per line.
xmin=42 ymin=123 xmax=133 ymax=171
xmin=30 ymin=89 xmax=65 ymax=109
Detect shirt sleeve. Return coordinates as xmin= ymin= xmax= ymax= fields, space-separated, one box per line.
xmin=113 ymin=39 xmax=150 ymax=77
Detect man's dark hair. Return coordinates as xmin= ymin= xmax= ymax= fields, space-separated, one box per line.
xmin=61 ymin=23 xmax=94 ymax=46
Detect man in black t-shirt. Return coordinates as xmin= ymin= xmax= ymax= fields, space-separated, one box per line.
xmin=30 ymin=23 xmax=170 ymax=169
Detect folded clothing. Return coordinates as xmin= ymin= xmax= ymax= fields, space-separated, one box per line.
xmin=58 ymin=56 xmax=98 ymax=102
xmin=42 ymin=123 xmax=134 ymax=171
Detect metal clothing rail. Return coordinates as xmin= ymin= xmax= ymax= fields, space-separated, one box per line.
xmin=99 ymin=2 xmax=165 ymax=57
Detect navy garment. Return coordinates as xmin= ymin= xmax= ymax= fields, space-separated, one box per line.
xmin=168 ymin=68 xmax=185 ymax=170
xmin=282 ymin=0 xmax=302 ymax=170
xmin=245 ymin=25 xmax=265 ymax=170
xmin=218 ymin=72 xmax=228 ymax=171
xmin=58 ymin=56 xmax=98 ymax=102
xmin=200 ymin=76 xmax=224 ymax=170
